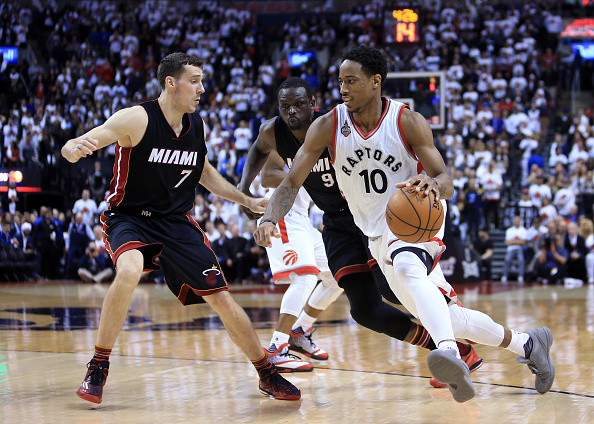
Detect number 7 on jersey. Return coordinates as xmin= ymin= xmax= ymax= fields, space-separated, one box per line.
xmin=174 ymin=170 xmax=193 ymax=188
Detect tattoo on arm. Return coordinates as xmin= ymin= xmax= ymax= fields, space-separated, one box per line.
xmin=263 ymin=185 xmax=299 ymax=224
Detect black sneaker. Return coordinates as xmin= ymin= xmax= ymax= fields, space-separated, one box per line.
xmin=76 ymin=359 xmax=109 ymax=404
xmin=258 ymin=363 xmax=301 ymax=400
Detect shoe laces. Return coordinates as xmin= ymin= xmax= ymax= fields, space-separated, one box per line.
xmin=87 ymin=361 xmax=107 ymax=385
xmin=301 ymin=328 xmax=317 ymax=348
xmin=269 ymin=344 xmax=303 ymax=361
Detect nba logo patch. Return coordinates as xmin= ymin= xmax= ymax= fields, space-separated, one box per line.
xmin=341 ymin=120 xmax=351 ymax=137
xmin=283 ymin=250 xmax=298 ymax=266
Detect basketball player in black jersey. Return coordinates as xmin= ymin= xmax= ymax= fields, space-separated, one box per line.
xmin=238 ymin=77 xmax=483 ymax=385
xmin=61 ymin=53 xmax=300 ymax=403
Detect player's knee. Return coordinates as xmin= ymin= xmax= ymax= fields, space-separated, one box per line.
xmin=114 ymin=262 xmax=143 ymax=287
xmin=391 ymin=252 xmax=425 ymax=284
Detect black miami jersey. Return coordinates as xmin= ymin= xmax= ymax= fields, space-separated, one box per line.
xmin=106 ymin=99 xmax=207 ymax=216
xmin=274 ymin=111 xmax=348 ymax=215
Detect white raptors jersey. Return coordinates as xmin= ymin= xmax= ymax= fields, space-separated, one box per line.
xmin=331 ymin=98 xmax=422 ymax=237
xmin=265 ymin=187 xmax=310 ymax=217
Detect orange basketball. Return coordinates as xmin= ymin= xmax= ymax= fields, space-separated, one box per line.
xmin=385 ymin=186 xmax=444 ymax=243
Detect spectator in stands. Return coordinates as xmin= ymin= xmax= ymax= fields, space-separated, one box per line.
xmin=211 ymin=219 xmax=233 ymax=280
xmin=534 ymin=233 xmax=568 ymax=285
xmin=77 ymin=241 xmax=113 ymax=283
xmin=203 ymin=219 xmax=220 ymax=242
xmin=6 ymin=181 xmax=18 ymax=215
xmin=528 ymin=172 xmax=551 ymax=208
xmin=72 ymin=189 xmax=97 ymax=227
xmin=462 ymin=177 xmax=483 ymax=243
xmin=474 ymin=228 xmax=494 ymax=281
xmin=32 ymin=209 xmax=61 ymax=280
xmin=66 ymin=212 xmax=94 ymax=279
xmin=479 ymin=161 xmax=502 ymax=230
xmin=0 ymin=221 xmax=18 ymax=247
xmin=582 ymin=219 xmax=594 ymax=284
xmin=87 ymin=161 xmax=108 ymax=204
xmin=190 ymin=193 xmax=210 ymax=230
xmin=539 ymin=196 xmax=558 ymax=227
xmin=502 ymin=215 xmax=527 ymax=283
xmin=564 ymin=222 xmax=588 ymax=282
xmin=21 ymin=222 xmax=35 ymax=262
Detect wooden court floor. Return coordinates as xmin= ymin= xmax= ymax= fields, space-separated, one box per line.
xmin=0 ymin=280 xmax=593 ymax=424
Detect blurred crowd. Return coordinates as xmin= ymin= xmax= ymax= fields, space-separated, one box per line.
xmin=0 ymin=0 xmax=593 ymax=283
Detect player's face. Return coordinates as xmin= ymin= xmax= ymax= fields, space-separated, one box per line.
xmin=174 ymin=65 xmax=205 ymax=113
xmin=278 ymin=87 xmax=314 ymax=131
xmin=338 ymin=60 xmax=379 ymax=113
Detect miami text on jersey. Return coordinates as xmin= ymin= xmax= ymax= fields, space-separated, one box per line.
xmin=286 ymin=156 xmax=332 ymax=173
xmin=148 ymin=148 xmax=200 ymax=166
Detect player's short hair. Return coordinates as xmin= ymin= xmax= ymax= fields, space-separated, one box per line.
xmin=278 ymin=77 xmax=315 ymax=101
xmin=157 ymin=53 xmax=204 ymax=89
xmin=342 ymin=45 xmax=388 ymax=85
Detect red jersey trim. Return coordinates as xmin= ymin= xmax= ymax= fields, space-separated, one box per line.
xmin=273 ymin=266 xmax=321 ymax=282
xmin=178 ymin=284 xmax=229 ymax=305
xmin=397 ymin=104 xmax=418 ymax=161
xmin=173 ymin=114 xmax=192 ymax=140
xmin=278 ymin=218 xmax=289 ymax=244
xmin=185 ymin=213 xmax=211 ymax=248
xmin=106 ymin=143 xmax=131 ymax=207
xmin=349 ymin=97 xmax=391 ymax=140
xmin=334 ymin=263 xmax=371 ymax=283
xmin=330 ymin=108 xmax=338 ymax=165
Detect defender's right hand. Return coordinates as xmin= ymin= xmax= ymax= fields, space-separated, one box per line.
xmin=254 ymin=221 xmax=280 ymax=248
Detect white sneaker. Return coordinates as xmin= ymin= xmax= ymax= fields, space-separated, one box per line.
xmin=289 ymin=327 xmax=329 ymax=360
xmin=265 ymin=343 xmax=313 ymax=373
xmin=518 ymin=276 xmax=524 ymax=283
xmin=501 ymin=276 xmax=508 ymax=282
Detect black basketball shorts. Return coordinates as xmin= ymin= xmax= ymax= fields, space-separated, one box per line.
xmin=100 ymin=210 xmax=228 ymax=305
xmin=321 ymin=213 xmax=373 ymax=284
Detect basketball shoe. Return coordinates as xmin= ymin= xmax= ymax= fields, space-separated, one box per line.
xmin=76 ymin=359 xmax=109 ymax=404
xmin=258 ymin=363 xmax=301 ymax=400
xmin=427 ymin=349 xmax=475 ymax=403
xmin=516 ymin=326 xmax=555 ymax=393
xmin=265 ymin=343 xmax=313 ymax=372
xmin=430 ymin=345 xmax=483 ymax=388
xmin=289 ymin=327 xmax=329 ymax=360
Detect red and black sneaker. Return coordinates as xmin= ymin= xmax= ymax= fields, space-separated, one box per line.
xmin=258 ymin=363 xmax=301 ymax=400
xmin=76 ymin=359 xmax=109 ymax=404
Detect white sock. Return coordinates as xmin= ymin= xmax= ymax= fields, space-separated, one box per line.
xmin=437 ymin=339 xmax=461 ymax=358
xmin=505 ymin=330 xmax=530 ymax=357
xmin=270 ymin=331 xmax=290 ymax=348
xmin=293 ymin=311 xmax=316 ymax=333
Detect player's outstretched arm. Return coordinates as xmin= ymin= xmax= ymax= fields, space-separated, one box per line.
xmin=200 ymin=157 xmax=268 ymax=214
xmin=61 ymin=106 xmax=147 ymax=163
xmin=261 ymin=150 xmax=288 ymax=188
xmin=254 ymin=112 xmax=333 ymax=247
xmin=237 ymin=119 xmax=276 ymax=219
xmin=395 ymin=108 xmax=454 ymax=201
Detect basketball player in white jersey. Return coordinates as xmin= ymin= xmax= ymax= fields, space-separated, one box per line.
xmin=259 ymin=163 xmax=343 ymax=372
xmin=254 ymin=46 xmax=555 ymax=403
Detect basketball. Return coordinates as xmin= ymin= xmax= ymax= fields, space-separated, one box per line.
xmin=385 ymin=186 xmax=444 ymax=243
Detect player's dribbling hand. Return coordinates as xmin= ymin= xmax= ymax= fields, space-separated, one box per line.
xmin=253 ymin=221 xmax=280 ymax=248
xmin=71 ymin=136 xmax=98 ymax=160
xmin=395 ymin=174 xmax=440 ymax=200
